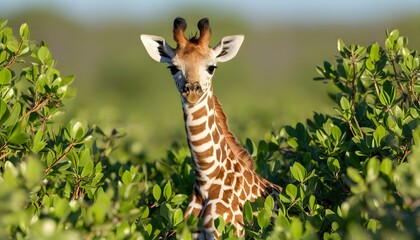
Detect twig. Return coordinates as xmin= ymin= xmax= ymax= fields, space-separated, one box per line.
xmin=21 ymin=98 xmax=50 ymax=120
xmin=390 ymin=56 xmax=406 ymax=98
xmin=2 ymin=39 xmax=24 ymax=69
xmin=44 ymin=143 xmax=75 ymax=174
xmin=0 ymin=142 xmax=7 ymax=152
xmin=71 ymin=178 xmax=83 ymax=200
xmin=0 ymin=150 xmax=11 ymax=160
xmin=349 ymin=50 xmax=364 ymax=139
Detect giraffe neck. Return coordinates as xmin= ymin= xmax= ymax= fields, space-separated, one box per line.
xmin=182 ymin=87 xmax=283 ymax=238
xmin=182 ymin=87 xmax=224 ymax=184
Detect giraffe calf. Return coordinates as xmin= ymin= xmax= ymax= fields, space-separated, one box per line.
xmin=141 ymin=17 xmax=282 ymax=239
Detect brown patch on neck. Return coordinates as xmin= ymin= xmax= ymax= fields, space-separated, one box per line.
xmin=191 ymin=105 xmax=207 ymax=120
xmin=212 ymin=95 xmax=255 ymax=170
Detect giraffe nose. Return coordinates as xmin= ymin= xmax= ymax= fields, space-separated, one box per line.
xmin=182 ymin=82 xmax=203 ymax=104
xmin=183 ymin=82 xmax=201 ymax=93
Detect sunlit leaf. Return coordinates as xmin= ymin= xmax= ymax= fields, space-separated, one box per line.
xmin=153 ymin=184 xmax=161 ymax=201
xmin=337 ymin=38 xmax=345 ymax=52
xmin=122 ymin=170 xmax=132 ymax=184
xmin=172 ymin=208 xmax=183 ymax=227
xmin=81 ymin=159 xmax=94 ymax=177
xmin=37 ymin=46 xmax=51 ymax=64
xmin=0 ymin=68 xmax=12 ymax=84
xmin=163 ymin=182 xmax=172 ymax=200
xmin=285 ymin=184 xmax=297 ymax=200
xmin=244 ymin=201 xmax=253 ymax=223
xmin=290 ymin=162 xmax=306 ymax=182
xmin=347 ymin=167 xmax=364 ymax=184
xmin=369 ymin=42 xmax=380 ymax=62
xmin=257 ymin=209 xmax=270 ymax=229
xmin=19 ymin=23 xmax=29 ymax=40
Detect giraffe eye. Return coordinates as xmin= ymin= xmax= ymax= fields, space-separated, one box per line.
xmin=167 ymin=65 xmax=180 ymax=75
xmin=207 ymin=65 xmax=217 ymax=75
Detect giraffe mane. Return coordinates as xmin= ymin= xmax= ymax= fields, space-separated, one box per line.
xmin=213 ymin=95 xmax=255 ymax=170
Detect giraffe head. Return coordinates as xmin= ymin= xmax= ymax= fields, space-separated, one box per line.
xmin=141 ymin=17 xmax=244 ymax=105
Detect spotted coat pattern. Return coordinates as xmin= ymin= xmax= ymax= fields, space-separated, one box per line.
xmin=183 ymin=87 xmax=282 ymax=239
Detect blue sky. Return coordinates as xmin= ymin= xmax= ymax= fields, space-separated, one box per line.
xmin=1 ymin=0 xmax=420 ymax=25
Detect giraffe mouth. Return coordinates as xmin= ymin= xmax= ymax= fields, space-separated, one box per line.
xmin=181 ymin=82 xmax=203 ymax=105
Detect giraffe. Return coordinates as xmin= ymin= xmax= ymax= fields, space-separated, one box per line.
xmin=140 ymin=17 xmax=282 ymax=239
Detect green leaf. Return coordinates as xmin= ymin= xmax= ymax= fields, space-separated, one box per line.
xmin=163 ymin=182 xmax=172 ymax=200
xmin=331 ymin=125 xmax=342 ymax=142
xmin=366 ymin=157 xmax=380 ymax=182
xmin=145 ymin=223 xmax=152 ymax=236
xmin=92 ymin=172 xmax=104 ymax=186
xmin=25 ymin=157 xmax=43 ymax=188
xmin=52 ymin=197 xmax=70 ymax=218
xmin=275 ymin=215 xmax=290 ymax=228
xmin=37 ymin=46 xmax=51 ymax=64
xmin=347 ymin=167 xmax=364 ymax=184
xmin=257 ymin=209 xmax=270 ymax=229
xmin=3 ymin=102 xmax=21 ymax=127
xmin=78 ymin=148 xmax=91 ymax=167
xmin=141 ymin=206 xmax=149 ymax=218
xmin=365 ymin=58 xmax=375 ymax=71
xmin=121 ymin=170 xmax=132 ymax=184
xmin=385 ymin=38 xmax=392 ymax=50
xmin=171 ymin=194 xmax=188 ymax=205
xmin=71 ymin=121 xmax=85 ymax=140
xmin=0 ymin=68 xmax=12 ymax=84
xmin=214 ymin=216 xmax=226 ymax=233
xmin=337 ymin=38 xmax=345 ymax=52
xmin=6 ymin=40 xmax=19 ymax=52
xmin=244 ymin=201 xmax=253 ymax=223
xmin=369 ymin=42 xmax=380 ymax=62
xmin=290 ymin=218 xmax=303 ymax=239
xmin=367 ymin=219 xmax=380 ymax=233
xmin=0 ymin=99 xmax=10 ymax=125
xmin=327 ymin=157 xmax=340 ymax=174
xmin=91 ymin=189 xmax=112 ymax=223
xmin=172 ymin=208 xmax=183 ymax=227
xmin=389 ymin=29 xmax=399 ymax=41
xmin=308 ymin=195 xmax=316 ymax=211
xmin=61 ymin=75 xmax=75 ymax=85
xmin=285 ymin=184 xmax=297 ymax=200
xmin=8 ymin=124 xmax=28 ymax=145
xmin=0 ymin=86 xmax=15 ymax=101
xmin=290 ymin=162 xmax=306 ymax=182
xmin=0 ymin=19 xmax=8 ymax=30
xmin=373 ymin=125 xmax=386 ymax=147
xmin=19 ymin=23 xmax=29 ymax=40
xmin=264 ymin=195 xmax=275 ymax=212
xmin=32 ymin=129 xmax=46 ymax=153
xmin=287 ymin=138 xmax=299 ymax=149
xmin=152 ymin=184 xmax=161 ymax=201
xmin=379 ymin=80 xmax=395 ymax=107
xmin=340 ymin=96 xmax=351 ymax=111
xmin=380 ymin=158 xmax=393 ymax=177
xmin=80 ymin=159 xmax=94 ymax=177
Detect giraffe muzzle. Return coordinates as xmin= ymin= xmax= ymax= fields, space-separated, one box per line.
xmin=181 ymin=82 xmax=203 ymax=104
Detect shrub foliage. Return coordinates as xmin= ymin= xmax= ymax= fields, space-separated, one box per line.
xmin=0 ymin=19 xmax=419 ymax=239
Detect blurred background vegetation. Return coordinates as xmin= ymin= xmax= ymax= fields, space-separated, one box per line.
xmin=2 ymin=1 xmax=420 ymax=159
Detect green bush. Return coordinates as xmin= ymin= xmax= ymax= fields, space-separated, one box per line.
xmin=267 ymin=29 xmax=420 ymax=239
xmin=1 ymin=18 xmax=419 ymax=240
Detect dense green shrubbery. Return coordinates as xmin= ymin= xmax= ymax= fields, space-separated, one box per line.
xmin=1 ymin=18 xmax=419 ymax=239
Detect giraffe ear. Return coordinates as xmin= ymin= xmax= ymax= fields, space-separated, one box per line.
xmin=140 ymin=34 xmax=175 ymax=63
xmin=213 ymin=35 xmax=244 ymax=63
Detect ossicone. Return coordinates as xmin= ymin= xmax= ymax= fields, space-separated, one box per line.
xmin=173 ymin=17 xmax=212 ymax=47
xmin=197 ymin=18 xmax=211 ymax=45
xmin=173 ymin=17 xmax=188 ymax=47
